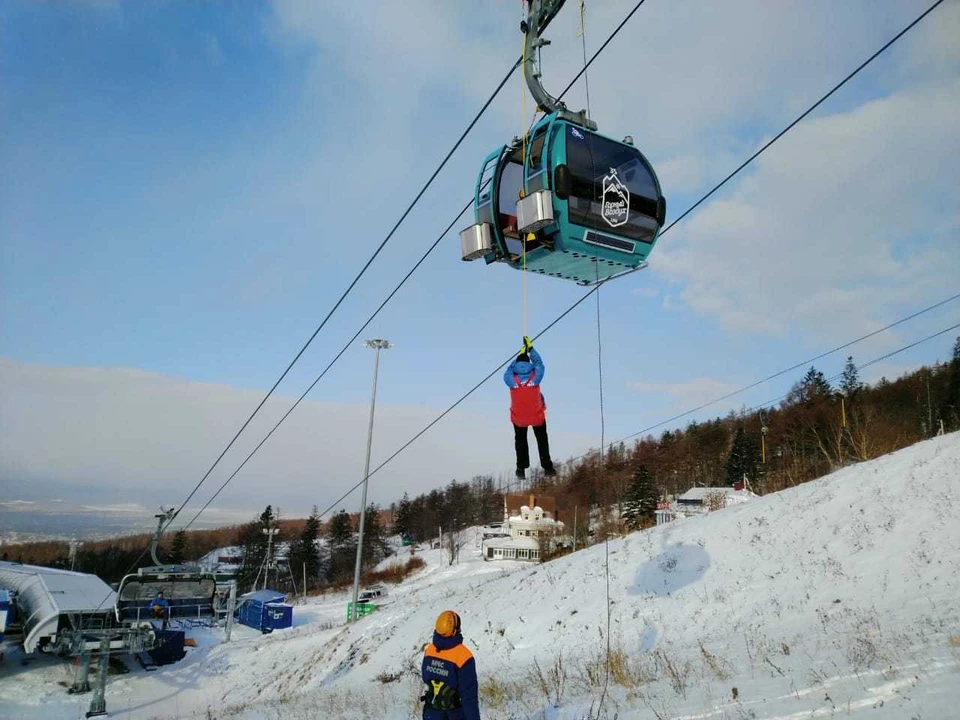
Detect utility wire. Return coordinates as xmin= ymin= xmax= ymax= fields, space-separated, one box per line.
xmin=743 ymin=321 xmax=960 ymax=418
xmin=176 ymin=0 xmax=656 ymax=530
xmin=554 ymin=318 xmax=960 ymax=499
xmin=306 ymin=0 xmax=946 ymax=519
xmin=592 ymin=291 xmax=960 ymax=456
xmin=176 ymin=197 xmax=476 ymax=532
xmin=184 ymin=0 xmax=944 ymax=535
xmin=162 ymin=48 xmax=526 ymax=528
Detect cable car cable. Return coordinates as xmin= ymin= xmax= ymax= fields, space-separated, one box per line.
xmin=557 ymin=290 xmax=960 ymax=473
xmin=174 ymin=196 xmax=479 ymax=534
xmin=165 ymin=57 xmax=525 ymax=527
xmin=659 ymin=0 xmax=945 ymax=237
xmin=86 ymin=0 xmax=658 ymax=609
xmin=315 ymin=0 xmax=952 ymax=515
xmin=541 ymin=317 xmax=960 ymax=501
xmin=169 ymin=0 xmax=658 ymax=533
xmin=181 ymin=0 xmax=938 ymax=531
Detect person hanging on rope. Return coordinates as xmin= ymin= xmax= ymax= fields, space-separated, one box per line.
xmin=504 ymin=335 xmax=557 ymax=479
xmin=421 ymin=610 xmax=480 ymax=720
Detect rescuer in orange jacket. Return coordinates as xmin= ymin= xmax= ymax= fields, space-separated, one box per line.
xmin=421 ymin=610 xmax=480 ymax=720
xmin=504 ymin=336 xmax=557 ymax=480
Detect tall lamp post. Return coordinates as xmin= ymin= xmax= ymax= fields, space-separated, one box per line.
xmin=350 ymin=338 xmax=393 ymax=622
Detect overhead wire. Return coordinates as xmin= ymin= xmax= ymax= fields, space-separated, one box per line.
xmin=576 ymin=3 xmax=612 ymax=714
xmin=173 ymin=0 xmax=656 ymax=532
xmin=551 ymin=317 xmax=960 ymax=500
xmin=581 ymin=290 xmax=960 ymax=460
xmin=140 ymin=5 xmax=583 ymax=545
xmin=740 ymin=321 xmax=960 ymax=431
xmin=300 ymin=0 xmax=949 ymax=523
xmin=162 ymin=53 xmax=525 ymax=530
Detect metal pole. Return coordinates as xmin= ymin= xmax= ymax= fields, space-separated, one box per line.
xmin=350 ymin=339 xmax=391 ymax=622
xmin=573 ymin=505 xmax=578 ymax=552
xmin=225 ymin=581 xmax=236 ymax=642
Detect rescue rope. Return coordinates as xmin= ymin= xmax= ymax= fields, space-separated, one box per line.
xmin=578 ymin=0 xmax=592 ymax=120
xmin=579 ymin=4 xmax=611 ymax=714
xmin=521 ymin=0 xmax=530 ymax=338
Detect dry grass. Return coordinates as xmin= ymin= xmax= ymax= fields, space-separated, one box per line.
xmin=362 ymin=556 xmax=427 ymax=585
xmin=479 ymin=676 xmax=524 ymax=712
xmin=699 ymin=642 xmax=733 ymax=681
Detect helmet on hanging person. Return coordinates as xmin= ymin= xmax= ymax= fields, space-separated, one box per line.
xmin=517 ymin=352 xmax=530 ymax=363
xmin=435 ymin=610 xmax=461 ymax=638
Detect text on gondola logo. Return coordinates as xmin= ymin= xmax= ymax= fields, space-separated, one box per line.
xmin=601 ymin=168 xmax=630 ymax=228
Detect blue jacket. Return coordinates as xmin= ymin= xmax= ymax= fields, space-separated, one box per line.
xmin=151 ymin=596 xmax=169 ymax=612
xmin=503 ymin=347 xmax=544 ymax=388
xmin=421 ymin=632 xmax=479 ymax=720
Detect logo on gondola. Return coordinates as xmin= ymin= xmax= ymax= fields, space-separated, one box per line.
xmin=570 ymin=127 xmax=585 ymax=140
xmin=601 ymin=168 xmax=630 ymax=228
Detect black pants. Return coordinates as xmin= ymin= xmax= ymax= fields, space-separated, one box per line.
xmin=514 ymin=422 xmax=554 ymax=473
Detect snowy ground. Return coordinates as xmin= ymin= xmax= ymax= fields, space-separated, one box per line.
xmin=2 ymin=433 xmax=959 ymax=719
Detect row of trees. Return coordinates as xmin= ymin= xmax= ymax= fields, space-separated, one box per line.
xmin=231 ymin=502 xmax=391 ymax=593
xmin=535 ymin=340 xmax=960 ymax=540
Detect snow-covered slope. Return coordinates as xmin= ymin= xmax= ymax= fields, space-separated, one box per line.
xmin=3 ymin=433 xmax=959 ymax=719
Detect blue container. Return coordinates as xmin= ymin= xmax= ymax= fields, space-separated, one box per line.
xmin=236 ymin=589 xmax=293 ymax=634
xmin=0 ymin=589 xmax=11 ymax=641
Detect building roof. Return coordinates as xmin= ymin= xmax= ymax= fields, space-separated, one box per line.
xmin=0 ymin=561 xmax=116 ymax=653
xmin=485 ymin=536 xmax=542 ymax=551
xmin=240 ymin=589 xmax=286 ymax=605
xmin=676 ymin=487 xmax=757 ymax=504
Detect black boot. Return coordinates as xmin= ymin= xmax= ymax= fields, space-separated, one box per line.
xmin=515 ymin=468 xmax=525 ymax=480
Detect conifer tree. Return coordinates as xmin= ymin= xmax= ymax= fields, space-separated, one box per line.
xmin=326 ymin=509 xmax=354 ymax=582
xmin=236 ymin=505 xmax=278 ymax=592
xmin=946 ymin=337 xmax=960 ymax=429
xmin=726 ymin=426 xmax=760 ymax=486
xmin=289 ymin=506 xmax=322 ymax=588
xmin=392 ymin=493 xmax=412 ymax=538
xmin=840 ymin=356 xmax=863 ymax=400
xmin=359 ymin=503 xmax=387 ymax=568
xmin=168 ymin=529 xmax=188 ymax=564
xmin=621 ymin=465 xmax=658 ymax=531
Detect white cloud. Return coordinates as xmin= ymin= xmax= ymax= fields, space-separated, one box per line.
xmin=628 ymin=377 xmax=742 ymax=407
xmin=654 ymin=77 xmax=960 ymax=343
xmin=0 ymin=357 xmax=591 ymax=518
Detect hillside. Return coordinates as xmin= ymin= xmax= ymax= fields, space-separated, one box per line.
xmin=2 ymin=433 xmax=959 ymax=719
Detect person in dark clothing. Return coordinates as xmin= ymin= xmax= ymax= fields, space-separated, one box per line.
xmin=421 ymin=610 xmax=480 ymax=720
xmin=150 ymin=590 xmax=169 ymax=630
xmin=503 ymin=336 xmax=556 ymax=480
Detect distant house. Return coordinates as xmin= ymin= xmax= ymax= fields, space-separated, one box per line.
xmin=198 ymin=547 xmax=243 ymax=580
xmin=483 ymin=493 xmax=565 ymax=563
xmin=656 ymin=484 xmax=758 ymax=525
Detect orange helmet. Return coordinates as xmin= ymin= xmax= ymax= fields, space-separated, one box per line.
xmin=435 ymin=610 xmax=461 ymax=637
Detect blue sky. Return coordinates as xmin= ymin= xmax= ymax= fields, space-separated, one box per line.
xmin=1 ymin=0 xmax=958 ymax=524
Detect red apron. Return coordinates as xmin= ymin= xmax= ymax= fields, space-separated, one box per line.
xmin=510 ymin=371 xmax=546 ymax=427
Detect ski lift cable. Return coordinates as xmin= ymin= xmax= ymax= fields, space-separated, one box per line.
xmin=170 ymin=0 xmax=657 ymax=534
xmin=740 ymin=321 xmax=960 ymax=420
xmin=596 ymin=291 xmax=960 ymax=456
xmin=162 ymin=45 xmax=528 ymax=530
xmin=175 ymin=195 xmax=478 ymax=533
xmin=323 ymin=2 xmax=948 ymax=513
xmin=182 ymin=0 xmax=942 ymax=537
xmin=552 ymin=317 xmax=960 ymax=500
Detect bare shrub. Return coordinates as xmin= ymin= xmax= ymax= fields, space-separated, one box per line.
xmin=699 ymin=642 xmax=733 ymax=681
xmin=528 ymin=652 xmax=567 ymax=706
xmin=704 ymin=491 xmax=728 ymax=512
xmin=653 ymin=648 xmax=691 ymax=698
